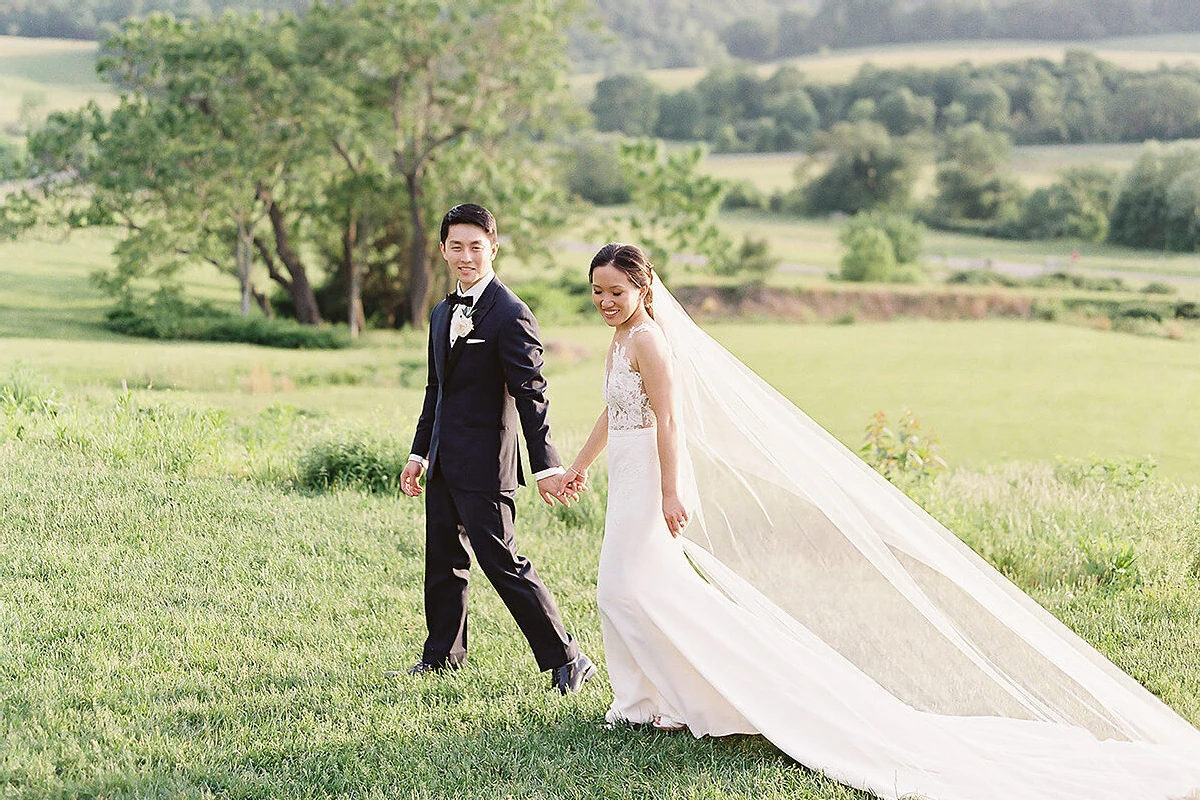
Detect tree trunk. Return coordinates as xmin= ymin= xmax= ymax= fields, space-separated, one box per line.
xmin=405 ymin=169 xmax=431 ymax=328
xmin=258 ymin=184 xmax=324 ymax=325
xmin=344 ymin=215 xmax=364 ymax=338
xmin=237 ymin=219 xmax=252 ymax=317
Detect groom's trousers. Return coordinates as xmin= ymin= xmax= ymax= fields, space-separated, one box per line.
xmin=421 ymin=469 xmax=578 ymax=672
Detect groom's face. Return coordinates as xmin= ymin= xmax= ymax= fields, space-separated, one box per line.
xmin=440 ymin=223 xmax=498 ymax=290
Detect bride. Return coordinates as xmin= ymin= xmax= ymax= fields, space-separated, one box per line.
xmin=559 ymin=242 xmax=1200 ymax=800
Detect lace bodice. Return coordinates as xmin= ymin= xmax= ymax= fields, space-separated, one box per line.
xmin=604 ymin=324 xmax=657 ymax=431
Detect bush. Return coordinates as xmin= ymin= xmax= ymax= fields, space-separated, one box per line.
xmin=715 ymin=235 xmax=778 ymax=284
xmin=1175 ymin=301 xmax=1200 ymax=320
xmin=515 ymin=274 xmax=592 ymax=324
xmin=945 ymin=270 xmax=1021 ymax=288
xmin=297 ymin=436 xmax=409 ymax=495
xmin=840 ymin=225 xmax=896 ymax=282
xmin=106 ymin=293 xmax=352 ymax=349
xmin=1141 ymin=281 xmax=1177 ymax=295
xmin=860 ymin=409 xmax=947 ymax=484
xmin=839 ymin=211 xmax=924 ymax=282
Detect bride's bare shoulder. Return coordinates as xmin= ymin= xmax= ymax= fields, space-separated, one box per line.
xmin=627 ymin=320 xmax=669 ymax=371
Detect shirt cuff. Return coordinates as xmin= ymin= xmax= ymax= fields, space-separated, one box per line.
xmin=533 ymin=466 xmax=565 ymax=481
xmin=408 ymin=454 xmax=429 ymax=470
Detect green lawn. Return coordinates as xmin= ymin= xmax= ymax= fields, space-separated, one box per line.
xmin=4 ymin=223 xmax=1200 ymax=799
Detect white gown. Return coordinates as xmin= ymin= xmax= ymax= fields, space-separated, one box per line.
xmin=597 ymin=325 xmax=1200 ymax=800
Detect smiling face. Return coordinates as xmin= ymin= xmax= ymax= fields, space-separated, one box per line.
xmin=439 ymin=222 xmax=498 ymax=290
xmin=591 ymin=263 xmax=647 ymax=328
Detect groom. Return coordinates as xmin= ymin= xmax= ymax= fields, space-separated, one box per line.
xmin=397 ymin=203 xmax=594 ymax=694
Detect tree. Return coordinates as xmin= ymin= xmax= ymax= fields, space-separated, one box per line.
xmin=1109 ymin=143 xmax=1200 ymax=249
xmin=590 ymin=73 xmax=662 ymax=137
xmin=321 ymin=0 xmax=582 ymax=325
xmin=1164 ymin=168 xmax=1200 ymax=252
xmin=1015 ymin=165 xmax=1115 ymax=241
xmin=803 ymin=121 xmax=924 ymax=214
xmin=616 ymin=139 xmax=732 ymax=277
xmin=720 ymin=18 xmax=777 ymax=62
xmin=930 ymin=123 xmax=1023 ymax=223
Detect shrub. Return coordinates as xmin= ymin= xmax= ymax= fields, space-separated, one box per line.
xmin=860 ymin=409 xmax=947 ymax=484
xmin=839 ymin=211 xmax=923 ymax=282
xmin=297 ymin=436 xmax=409 ymax=495
xmin=0 ymin=364 xmax=60 ymax=416
xmin=1175 ymin=301 xmax=1200 ymax=320
xmin=945 ymin=269 xmax=1021 ymax=288
xmin=715 ymin=235 xmax=778 ymax=284
xmin=1053 ymin=456 xmax=1157 ymax=491
xmin=1141 ymin=281 xmax=1177 ymax=295
xmin=106 ymin=293 xmax=352 ymax=349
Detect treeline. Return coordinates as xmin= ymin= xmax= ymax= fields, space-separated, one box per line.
xmin=591 ymin=52 xmax=1200 ymax=153
xmin=722 ymin=0 xmax=1200 ymax=62
xmin=0 ymin=0 xmax=304 ymax=39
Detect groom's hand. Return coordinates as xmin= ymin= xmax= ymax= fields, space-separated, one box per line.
xmin=537 ymin=474 xmax=573 ymax=507
xmin=400 ymin=461 xmax=425 ymax=497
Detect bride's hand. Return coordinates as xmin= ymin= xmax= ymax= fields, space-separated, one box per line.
xmin=663 ymin=495 xmax=689 ymax=538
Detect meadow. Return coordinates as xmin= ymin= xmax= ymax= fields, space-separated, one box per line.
xmin=4 ymin=227 xmax=1200 ymax=799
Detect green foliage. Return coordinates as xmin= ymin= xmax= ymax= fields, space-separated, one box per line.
xmin=0 ymin=364 xmax=60 ymax=417
xmin=615 ymin=139 xmax=732 ymax=277
xmin=860 ymin=409 xmax=947 ymax=484
xmin=514 ymin=273 xmax=594 ymax=324
xmin=589 ymin=73 xmax=661 ymax=137
xmin=840 ymin=225 xmax=896 ymax=282
xmin=838 ymin=211 xmax=924 ymax=282
xmin=105 ymin=292 xmax=352 ymax=349
xmin=715 ymin=235 xmax=778 ymax=284
xmin=804 ymin=121 xmax=924 ymax=214
xmin=929 ymin=123 xmax=1023 ymax=225
xmin=563 ymin=133 xmax=631 ymax=206
xmin=297 ymin=434 xmax=409 ymax=494
xmin=1012 ymin=166 xmax=1116 ymax=242
xmin=1054 ymin=455 xmax=1158 ymax=492
xmin=1108 ymin=142 xmax=1200 ymax=250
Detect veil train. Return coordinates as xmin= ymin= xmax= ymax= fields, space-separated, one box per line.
xmin=649 ymin=278 xmax=1200 ymax=799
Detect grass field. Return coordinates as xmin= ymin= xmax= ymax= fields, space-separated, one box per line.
xmin=0 ymin=36 xmax=112 ymax=135
xmin=596 ymin=33 xmax=1200 ymax=93
xmin=3 ymin=228 xmax=1200 ymax=799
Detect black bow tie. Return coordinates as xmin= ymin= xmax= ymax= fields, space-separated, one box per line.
xmin=446 ymin=292 xmax=474 ymax=308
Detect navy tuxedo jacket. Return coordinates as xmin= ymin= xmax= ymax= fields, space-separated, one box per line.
xmin=410 ymin=278 xmax=562 ymax=492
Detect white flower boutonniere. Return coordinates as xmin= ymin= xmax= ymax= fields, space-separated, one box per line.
xmin=452 ymin=315 xmax=474 ymax=341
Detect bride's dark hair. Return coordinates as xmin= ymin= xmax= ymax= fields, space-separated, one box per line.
xmin=589 ymin=243 xmax=655 ymax=319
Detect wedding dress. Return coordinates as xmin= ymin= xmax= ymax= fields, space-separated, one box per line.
xmin=596 ymin=288 xmax=1200 ymax=800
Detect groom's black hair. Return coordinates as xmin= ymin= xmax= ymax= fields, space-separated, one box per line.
xmin=440 ymin=203 xmax=498 ymax=245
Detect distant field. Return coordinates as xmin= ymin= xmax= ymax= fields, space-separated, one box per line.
xmin=5 ymin=231 xmax=1200 ymax=484
xmin=612 ymin=34 xmax=1200 ymax=93
xmin=0 ymin=35 xmax=112 ymax=134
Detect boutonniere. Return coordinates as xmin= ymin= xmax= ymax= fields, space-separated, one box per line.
xmin=452 ymin=315 xmax=474 ymax=340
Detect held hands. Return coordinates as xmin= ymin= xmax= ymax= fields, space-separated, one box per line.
xmin=400 ymin=460 xmax=425 ymax=497
xmin=548 ymin=466 xmax=589 ymax=507
xmin=538 ymin=473 xmax=581 ymax=507
xmin=663 ymin=494 xmax=690 ymax=538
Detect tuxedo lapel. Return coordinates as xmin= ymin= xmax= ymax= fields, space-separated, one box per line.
xmin=433 ymin=302 xmax=452 ymax=379
xmin=445 ymin=278 xmax=502 ymax=379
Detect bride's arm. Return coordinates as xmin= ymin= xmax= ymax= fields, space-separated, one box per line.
xmin=634 ymin=329 xmax=690 ymax=538
xmin=565 ymin=409 xmax=609 ymax=491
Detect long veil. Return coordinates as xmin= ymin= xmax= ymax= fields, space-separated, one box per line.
xmin=649 ymin=278 xmax=1200 ymax=797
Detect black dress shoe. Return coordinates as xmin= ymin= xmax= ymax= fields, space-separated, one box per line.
xmin=551 ymin=652 xmax=596 ymax=695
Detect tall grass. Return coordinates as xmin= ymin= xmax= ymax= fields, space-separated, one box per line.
xmin=2 ymin=373 xmax=1198 ymax=799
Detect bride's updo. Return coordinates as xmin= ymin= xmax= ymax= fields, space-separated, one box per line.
xmin=589 ymin=243 xmax=655 ymax=319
